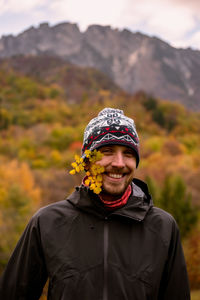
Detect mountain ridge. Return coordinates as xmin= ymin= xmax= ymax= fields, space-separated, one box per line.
xmin=0 ymin=22 xmax=200 ymax=109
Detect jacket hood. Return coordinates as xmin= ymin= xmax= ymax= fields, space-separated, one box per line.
xmin=67 ymin=178 xmax=153 ymax=222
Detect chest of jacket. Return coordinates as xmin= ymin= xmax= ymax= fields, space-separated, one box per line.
xmin=41 ymin=209 xmax=167 ymax=300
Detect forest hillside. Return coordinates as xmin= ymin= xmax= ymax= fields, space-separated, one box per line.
xmin=0 ymin=54 xmax=200 ymax=291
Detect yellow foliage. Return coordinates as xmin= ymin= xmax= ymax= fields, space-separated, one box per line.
xmin=32 ymin=159 xmax=49 ymax=169
xmin=143 ymin=136 xmax=165 ymax=152
xmin=50 ymin=150 xmax=62 ymax=163
xmin=0 ymin=160 xmax=41 ymax=268
xmin=0 ymin=160 xmax=40 ymax=208
xmin=18 ymin=148 xmax=36 ymax=160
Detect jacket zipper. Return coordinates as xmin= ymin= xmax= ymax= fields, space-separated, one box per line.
xmin=103 ymin=218 xmax=109 ymax=300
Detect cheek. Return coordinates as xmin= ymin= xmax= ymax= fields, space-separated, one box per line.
xmin=126 ymin=162 xmax=137 ymax=173
xmin=96 ymin=157 xmax=110 ymax=166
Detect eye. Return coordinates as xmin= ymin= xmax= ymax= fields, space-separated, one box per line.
xmin=124 ymin=150 xmax=135 ymax=157
xmin=100 ymin=147 xmax=113 ymax=155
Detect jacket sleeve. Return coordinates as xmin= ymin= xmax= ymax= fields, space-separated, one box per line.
xmin=0 ymin=214 xmax=48 ymax=300
xmin=158 ymin=219 xmax=190 ymax=300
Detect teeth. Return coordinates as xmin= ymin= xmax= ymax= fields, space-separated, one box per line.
xmin=108 ymin=173 xmax=123 ymax=179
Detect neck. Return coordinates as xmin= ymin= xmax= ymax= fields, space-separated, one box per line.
xmin=99 ymin=191 xmax=123 ymax=202
xmin=99 ymin=185 xmax=132 ymax=210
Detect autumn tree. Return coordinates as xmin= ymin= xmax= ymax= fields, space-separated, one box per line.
xmin=184 ymin=223 xmax=200 ymax=289
xmin=0 ymin=160 xmax=41 ymax=272
xmin=146 ymin=174 xmax=198 ymax=238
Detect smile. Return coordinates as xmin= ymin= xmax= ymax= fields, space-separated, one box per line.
xmin=108 ymin=173 xmax=123 ymax=179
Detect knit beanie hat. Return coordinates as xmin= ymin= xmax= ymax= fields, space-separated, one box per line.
xmin=82 ymin=108 xmax=140 ymax=167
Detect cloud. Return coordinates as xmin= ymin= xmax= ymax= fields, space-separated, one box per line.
xmin=0 ymin=0 xmax=199 ymax=49
xmin=0 ymin=0 xmax=48 ymax=14
xmin=48 ymin=0 xmax=126 ymax=30
xmin=182 ymin=30 xmax=200 ymax=50
xmin=170 ymin=0 xmax=200 ymax=10
xmin=120 ymin=0 xmax=200 ymax=48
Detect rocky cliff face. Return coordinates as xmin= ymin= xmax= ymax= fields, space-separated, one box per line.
xmin=0 ymin=22 xmax=199 ymax=109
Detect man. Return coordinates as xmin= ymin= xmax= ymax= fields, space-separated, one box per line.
xmin=0 ymin=108 xmax=190 ymax=299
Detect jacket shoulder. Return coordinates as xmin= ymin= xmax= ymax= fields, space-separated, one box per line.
xmin=29 ymin=199 xmax=78 ymax=230
xmin=35 ymin=199 xmax=75 ymax=217
xmin=146 ymin=206 xmax=180 ymax=247
xmin=148 ymin=206 xmax=176 ymax=224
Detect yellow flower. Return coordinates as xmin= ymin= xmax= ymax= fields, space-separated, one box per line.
xmin=85 ymin=179 xmax=90 ymax=186
xmin=75 ymin=166 xmax=80 ymax=172
xmin=94 ymin=187 xmax=102 ymax=194
xmin=79 ymin=165 xmax=84 ymax=171
xmin=69 ymin=149 xmax=104 ymax=194
xmin=90 ymin=183 xmax=96 ymax=190
xmin=85 ymin=150 xmax=91 ymax=158
xmin=69 ymin=169 xmax=76 ymax=175
xmin=75 ymin=154 xmax=80 ymax=162
xmin=96 ymin=175 xmax=102 ymax=181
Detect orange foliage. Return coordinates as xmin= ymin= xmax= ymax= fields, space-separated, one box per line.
xmin=184 ymin=223 xmax=200 ymax=289
xmin=0 ymin=160 xmax=42 ymax=270
xmin=69 ymin=141 xmax=82 ymax=151
xmin=0 ymin=160 xmax=41 ymax=208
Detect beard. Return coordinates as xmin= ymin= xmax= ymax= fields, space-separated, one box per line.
xmin=100 ymin=171 xmax=133 ymax=200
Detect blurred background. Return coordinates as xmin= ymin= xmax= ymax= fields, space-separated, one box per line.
xmin=0 ymin=1 xmax=200 ymax=299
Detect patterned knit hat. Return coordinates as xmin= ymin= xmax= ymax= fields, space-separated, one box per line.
xmin=82 ymin=108 xmax=140 ymax=167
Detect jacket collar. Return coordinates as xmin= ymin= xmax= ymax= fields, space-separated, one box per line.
xmin=67 ymin=178 xmax=153 ymax=222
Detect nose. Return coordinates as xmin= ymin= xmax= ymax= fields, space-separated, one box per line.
xmin=111 ymin=152 xmax=125 ymax=168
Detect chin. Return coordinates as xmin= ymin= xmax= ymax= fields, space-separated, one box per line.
xmin=102 ymin=186 xmax=127 ymax=197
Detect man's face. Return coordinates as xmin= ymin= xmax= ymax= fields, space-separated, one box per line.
xmin=93 ymin=145 xmax=137 ymax=199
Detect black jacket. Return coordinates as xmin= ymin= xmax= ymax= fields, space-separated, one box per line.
xmin=0 ymin=179 xmax=190 ymax=299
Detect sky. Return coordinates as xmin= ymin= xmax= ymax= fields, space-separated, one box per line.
xmin=0 ymin=0 xmax=200 ymax=50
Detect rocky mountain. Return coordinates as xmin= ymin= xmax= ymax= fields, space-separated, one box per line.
xmin=0 ymin=22 xmax=200 ymax=109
